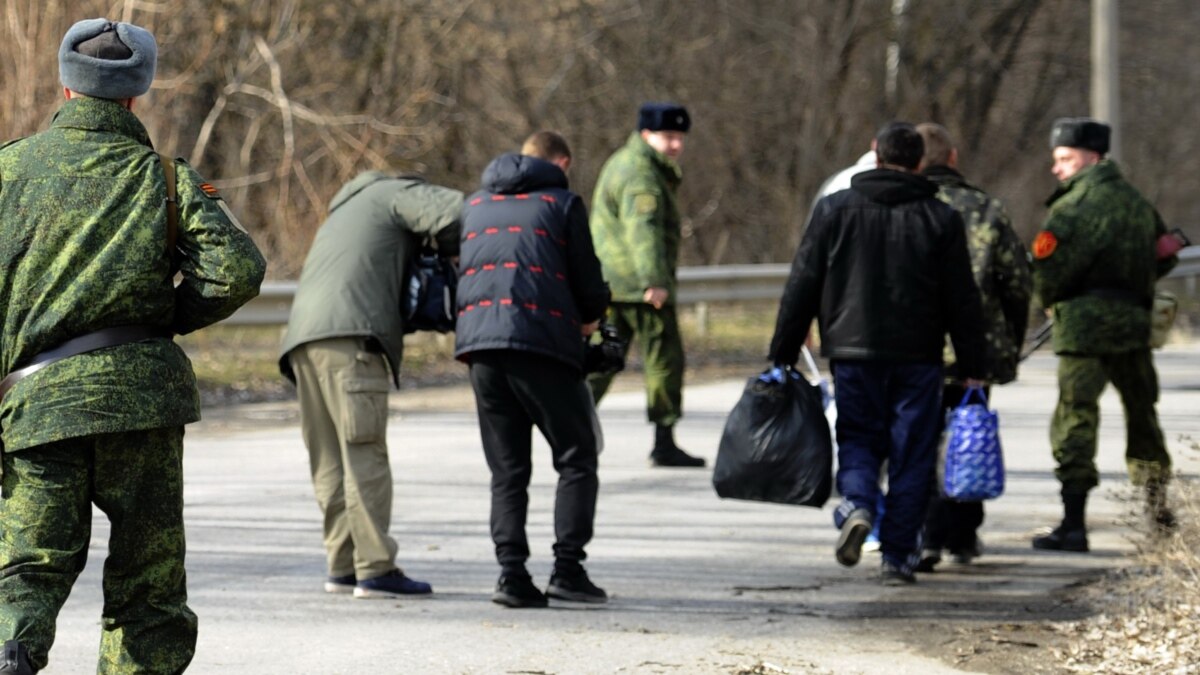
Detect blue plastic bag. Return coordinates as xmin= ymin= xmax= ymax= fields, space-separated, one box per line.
xmin=942 ymin=386 xmax=1004 ymax=501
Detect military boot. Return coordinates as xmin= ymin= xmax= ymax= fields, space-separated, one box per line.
xmin=1146 ymin=480 xmax=1177 ymax=532
xmin=0 ymin=640 xmax=33 ymax=675
xmin=649 ymin=425 xmax=705 ymax=468
xmin=1032 ymin=492 xmax=1089 ymax=552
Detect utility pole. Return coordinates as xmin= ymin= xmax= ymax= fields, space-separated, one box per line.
xmin=1092 ymin=0 xmax=1120 ymax=160
xmin=886 ymin=0 xmax=909 ymax=110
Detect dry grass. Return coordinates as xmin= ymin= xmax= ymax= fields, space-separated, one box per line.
xmin=1050 ymin=438 xmax=1200 ymax=674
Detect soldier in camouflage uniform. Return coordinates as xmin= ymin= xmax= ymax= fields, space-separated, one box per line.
xmin=0 ymin=19 xmax=265 ymax=674
xmin=587 ymin=103 xmax=704 ymax=467
xmin=1030 ymin=118 xmax=1177 ymax=553
xmin=913 ymin=123 xmax=1032 ymax=572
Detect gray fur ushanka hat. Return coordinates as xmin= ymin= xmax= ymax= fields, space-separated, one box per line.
xmin=59 ymin=18 xmax=157 ymax=99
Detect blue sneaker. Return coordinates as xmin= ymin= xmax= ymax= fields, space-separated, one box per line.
xmin=324 ymin=573 xmax=356 ymax=594
xmin=353 ymin=570 xmax=433 ymax=598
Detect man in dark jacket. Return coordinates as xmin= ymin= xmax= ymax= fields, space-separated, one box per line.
xmin=913 ymin=123 xmax=1032 ymax=572
xmin=768 ymin=122 xmax=986 ymax=585
xmin=456 ymin=131 xmax=610 ymax=608
xmin=279 ymin=174 xmax=462 ymax=599
xmin=1030 ymin=118 xmax=1177 ymax=552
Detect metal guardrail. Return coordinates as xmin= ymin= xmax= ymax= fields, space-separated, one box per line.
xmin=221 ymin=248 xmax=1200 ymax=326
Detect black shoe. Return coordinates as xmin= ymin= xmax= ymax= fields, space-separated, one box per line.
xmin=914 ymin=549 xmax=941 ymax=573
xmin=1153 ymin=506 xmax=1178 ymax=533
xmin=1032 ymin=525 xmax=1089 ymax=552
xmin=949 ymin=536 xmax=983 ymax=564
xmin=0 ymin=640 xmax=33 ymax=675
xmin=546 ymin=570 xmax=608 ymax=604
xmin=492 ymin=573 xmax=548 ymax=608
xmin=881 ymin=560 xmax=916 ymax=586
xmin=649 ymin=445 xmax=706 ymax=468
xmin=835 ymin=508 xmax=872 ymax=567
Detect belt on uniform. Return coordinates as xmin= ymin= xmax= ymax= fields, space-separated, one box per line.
xmin=0 ymin=325 xmax=170 ymax=403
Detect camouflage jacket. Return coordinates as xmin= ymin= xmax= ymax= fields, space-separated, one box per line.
xmin=590 ymin=132 xmax=683 ymax=304
xmin=1033 ymin=160 xmax=1176 ymax=355
xmin=924 ymin=166 xmax=1032 ymax=384
xmin=0 ymin=97 xmax=266 ymax=451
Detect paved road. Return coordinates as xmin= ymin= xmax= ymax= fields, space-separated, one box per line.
xmin=38 ymin=345 xmax=1200 ymax=674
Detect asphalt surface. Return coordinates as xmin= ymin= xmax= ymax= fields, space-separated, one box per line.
xmin=36 ymin=344 xmax=1200 ymax=674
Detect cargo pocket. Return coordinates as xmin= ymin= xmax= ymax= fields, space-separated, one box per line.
xmin=340 ymin=376 xmax=390 ymax=445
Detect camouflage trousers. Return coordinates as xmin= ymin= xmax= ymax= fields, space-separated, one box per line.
xmin=587 ymin=303 xmax=684 ymax=427
xmin=1051 ymin=350 xmax=1171 ymax=493
xmin=0 ymin=427 xmax=196 ymax=674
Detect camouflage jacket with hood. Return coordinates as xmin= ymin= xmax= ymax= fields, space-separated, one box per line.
xmin=0 ymin=97 xmax=266 ymax=452
xmin=590 ymin=132 xmax=683 ymax=304
xmin=924 ymin=165 xmax=1032 ymax=384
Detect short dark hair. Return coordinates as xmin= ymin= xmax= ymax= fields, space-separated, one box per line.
xmin=521 ymin=131 xmax=571 ymax=161
xmin=874 ymin=122 xmax=924 ymax=170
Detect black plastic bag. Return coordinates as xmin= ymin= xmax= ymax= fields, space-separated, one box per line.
xmin=713 ymin=367 xmax=833 ymax=507
xmin=403 ymin=246 xmax=457 ymax=334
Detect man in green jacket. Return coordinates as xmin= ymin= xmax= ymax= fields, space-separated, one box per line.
xmin=1030 ymin=118 xmax=1177 ymax=553
xmin=0 ymin=19 xmax=265 ymax=674
xmin=279 ymin=172 xmax=462 ymax=599
xmin=588 ymin=103 xmax=704 ymax=468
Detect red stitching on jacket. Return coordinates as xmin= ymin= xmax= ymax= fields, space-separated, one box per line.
xmin=491 ymin=195 xmax=506 ymax=201
xmin=504 ymin=262 xmax=518 ymax=269
xmin=524 ymin=303 xmax=539 ymax=311
xmin=540 ymin=195 xmax=556 ymax=203
xmin=529 ymin=266 xmax=543 ymax=273
xmin=516 ymin=194 xmax=530 ymax=200
xmin=482 ymin=264 xmax=496 ymax=271
xmin=508 ymin=226 xmax=522 ymax=233
xmin=549 ymin=310 xmax=563 ymax=318
xmin=479 ymin=300 xmax=493 ymax=307
xmin=555 ymin=273 xmax=566 ymax=281
xmin=466 ymin=232 xmax=477 ymax=240
xmin=500 ymin=298 xmax=513 ymax=305
xmin=469 ymin=197 xmax=483 ymax=206
xmin=534 ymin=228 xmax=549 ymax=237
xmin=464 ymin=268 xmax=477 ymax=276
xmin=484 ymin=227 xmax=499 ymax=235
xmin=465 ymin=304 xmax=476 ymax=312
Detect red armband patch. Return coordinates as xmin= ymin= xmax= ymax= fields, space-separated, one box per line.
xmin=1032 ymin=231 xmax=1057 ymax=259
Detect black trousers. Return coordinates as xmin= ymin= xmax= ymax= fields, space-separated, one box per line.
xmin=468 ymin=350 xmax=600 ymax=570
xmin=923 ymin=383 xmax=986 ymax=552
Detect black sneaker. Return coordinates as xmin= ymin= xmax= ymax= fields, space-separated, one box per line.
xmin=324 ymin=573 xmax=356 ymax=594
xmin=949 ymin=536 xmax=983 ymax=564
xmin=0 ymin=640 xmax=33 ymax=675
xmin=546 ymin=570 xmax=608 ymax=604
xmin=353 ymin=569 xmax=433 ymax=598
xmin=492 ymin=573 xmax=548 ymax=608
xmin=835 ymin=508 xmax=872 ymax=567
xmin=914 ymin=549 xmax=941 ymax=573
xmin=1032 ymin=525 xmax=1089 ymax=552
xmin=881 ymin=560 xmax=917 ymax=586
xmin=649 ymin=445 xmax=706 ymax=468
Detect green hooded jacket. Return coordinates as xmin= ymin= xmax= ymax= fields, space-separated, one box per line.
xmin=0 ymin=97 xmax=266 ymax=451
xmin=1033 ymin=160 xmax=1176 ymax=355
xmin=590 ymin=132 xmax=683 ymax=304
xmin=279 ymin=173 xmax=463 ymax=385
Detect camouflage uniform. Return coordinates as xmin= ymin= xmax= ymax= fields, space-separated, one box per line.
xmin=587 ymin=132 xmax=685 ymax=426
xmin=0 ymin=97 xmax=265 ymax=672
xmin=921 ymin=165 xmax=1032 ymax=555
xmin=928 ymin=167 xmax=1032 ymax=384
xmin=1032 ymin=160 xmax=1176 ymax=492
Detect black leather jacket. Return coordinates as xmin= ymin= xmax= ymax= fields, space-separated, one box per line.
xmin=769 ymin=168 xmax=986 ymax=377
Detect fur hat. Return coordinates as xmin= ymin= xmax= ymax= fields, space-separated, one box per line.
xmin=638 ymin=103 xmax=690 ymax=133
xmin=59 ymin=19 xmax=157 ymax=100
xmin=1050 ymin=118 xmax=1111 ymax=155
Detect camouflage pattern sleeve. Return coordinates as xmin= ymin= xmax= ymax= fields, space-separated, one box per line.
xmin=1032 ymin=208 xmax=1093 ymax=308
xmin=170 ymin=160 xmax=266 ymax=335
xmin=989 ymin=202 xmax=1033 ymax=349
xmin=617 ymin=176 xmax=671 ymax=291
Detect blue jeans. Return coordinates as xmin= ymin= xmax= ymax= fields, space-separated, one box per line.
xmin=831 ymin=361 xmax=943 ymax=569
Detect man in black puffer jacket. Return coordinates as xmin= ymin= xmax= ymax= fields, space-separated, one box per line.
xmin=768 ymin=122 xmax=986 ymax=585
xmin=456 ymin=131 xmax=611 ymax=608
